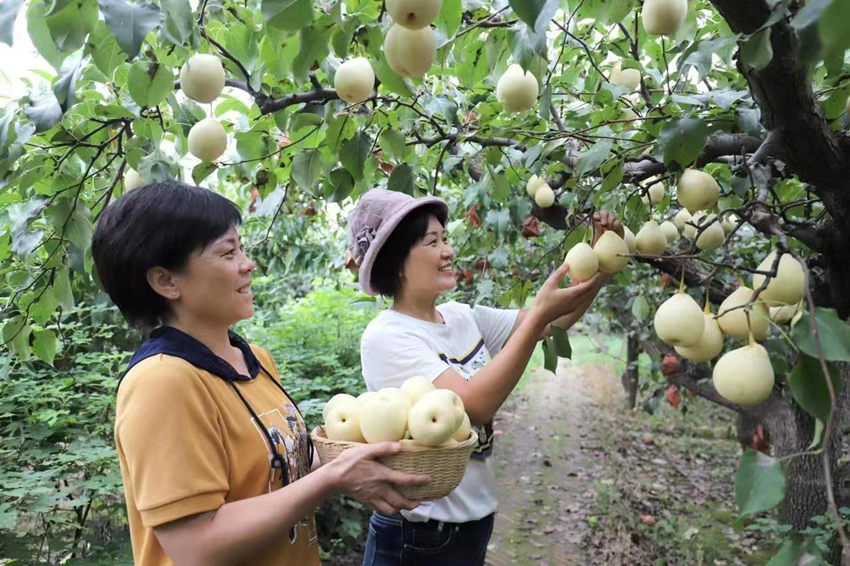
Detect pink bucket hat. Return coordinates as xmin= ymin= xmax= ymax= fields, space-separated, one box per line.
xmin=347 ymin=189 xmax=449 ymax=295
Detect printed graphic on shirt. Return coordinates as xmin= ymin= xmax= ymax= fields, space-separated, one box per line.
xmin=437 ymin=338 xmax=494 ymax=460
xmin=252 ymin=405 xmax=317 ymax=545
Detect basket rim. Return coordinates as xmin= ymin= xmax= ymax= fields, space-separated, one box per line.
xmin=311 ymin=425 xmax=477 ymax=451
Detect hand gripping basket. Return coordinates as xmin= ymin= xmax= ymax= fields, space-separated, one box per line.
xmin=311 ymin=426 xmax=478 ymax=500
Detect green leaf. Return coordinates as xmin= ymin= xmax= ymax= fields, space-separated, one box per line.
xmin=374 ymin=55 xmax=414 ymax=97
xmin=741 ymin=28 xmax=773 ymax=70
xmin=32 ymin=329 xmax=58 ymax=365
xmin=631 ymin=295 xmax=650 ymax=321
xmin=262 ymin=0 xmax=312 ymax=31
xmin=27 ymin=0 xmax=67 ymax=69
xmin=292 ymin=148 xmax=323 ymax=189
xmin=387 ymin=163 xmax=415 ymax=194
xmin=160 ymin=0 xmax=197 ymax=47
xmin=191 ymin=162 xmax=217 ymax=184
xmin=818 ymin=0 xmax=850 ymax=56
xmin=293 ymin=24 xmax=332 ymax=83
xmin=52 ymin=268 xmax=74 ymax=310
xmin=576 ymin=139 xmax=613 ymax=177
xmin=127 ymin=61 xmax=173 ymax=108
xmin=235 ymin=130 xmax=273 ymax=162
xmin=2 ymin=315 xmax=30 ymax=358
xmin=324 ymin=167 xmax=354 ymax=203
xmin=340 ymin=132 xmax=371 ymax=181
xmin=379 ymin=129 xmax=406 ymax=161
xmin=98 ymin=0 xmax=163 ymax=59
xmin=65 ymin=208 xmax=92 ymax=252
xmin=436 ymin=0 xmax=461 ymax=37
xmin=791 ymin=308 xmax=850 ymax=362
xmin=657 ymin=118 xmax=710 ymax=167
xmin=25 ymin=92 xmax=63 ymax=132
xmin=0 ymin=0 xmax=25 ymax=45
xmin=88 ymin=21 xmax=126 ymax=77
xmin=542 ymin=337 xmax=558 ymax=373
xmin=788 ymin=355 xmax=840 ymax=422
xmin=487 ymin=170 xmax=510 ymax=203
xmin=551 ymin=325 xmax=572 ymax=359
xmin=735 ymin=449 xmax=785 ymax=516
xmin=767 ymin=538 xmax=822 ymax=566
xmin=45 ymin=0 xmax=98 ymax=52
xmin=52 ymin=56 xmax=83 ymax=108
xmin=509 ymin=0 xmax=558 ymax=34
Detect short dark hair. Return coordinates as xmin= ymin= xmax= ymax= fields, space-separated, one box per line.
xmin=370 ymin=204 xmax=447 ymax=297
xmin=92 ymin=181 xmax=242 ymax=328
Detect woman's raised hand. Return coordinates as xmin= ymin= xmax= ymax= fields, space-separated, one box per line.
xmin=591 ymin=209 xmax=624 ymax=244
xmin=531 ymin=263 xmax=604 ymax=326
xmin=326 ymin=442 xmax=430 ymax=515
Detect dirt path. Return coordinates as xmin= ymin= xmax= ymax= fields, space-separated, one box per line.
xmin=485 ymin=362 xmax=614 ymax=565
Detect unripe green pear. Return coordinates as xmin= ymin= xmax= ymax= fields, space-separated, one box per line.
xmin=635 ymin=220 xmax=667 ymax=256
xmin=752 ymin=251 xmax=805 ymax=306
xmin=654 ymin=291 xmax=705 ymax=347
xmin=384 ymin=24 xmax=436 ymax=78
xmin=180 ymin=54 xmax=226 ymax=103
xmin=677 ymin=168 xmax=719 ymax=213
xmin=642 ymin=0 xmax=688 ymax=36
xmin=565 ymin=242 xmax=598 ymax=282
xmin=188 ymin=117 xmax=227 ymax=163
xmin=712 ymin=343 xmax=774 ymax=406
xmin=496 ymin=64 xmax=539 ymax=113
xmin=593 ymin=231 xmax=630 ymax=274
xmin=334 ymin=57 xmax=375 ymax=104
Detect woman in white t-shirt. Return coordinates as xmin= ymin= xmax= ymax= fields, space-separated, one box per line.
xmin=347 ymin=189 xmax=622 ymax=566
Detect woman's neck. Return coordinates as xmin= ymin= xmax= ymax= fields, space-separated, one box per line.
xmin=166 ymin=317 xmax=235 ymax=359
xmin=392 ymin=291 xmax=442 ymax=323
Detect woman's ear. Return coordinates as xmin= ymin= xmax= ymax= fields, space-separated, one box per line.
xmin=146 ymin=267 xmax=180 ymax=300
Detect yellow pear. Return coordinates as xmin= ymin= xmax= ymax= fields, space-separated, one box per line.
xmin=673 ymin=208 xmax=692 ymax=230
xmin=496 ymin=64 xmax=539 ymax=113
xmin=593 ymin=231 xmax=629 ymax=274
xmin=752 ymin=251 xmax=805 ymax=306
xmin=622 ymin=226 xmax=637 ymax=253
xmin=654 ymin=291 xmax=705 ymax=347
xmin=642 ymin=0 xmax=688 ymax=36
xmin=675 ymin=311 xmax=724 ymax=362
xmin=682 ymin=210 xmax=704 ymax=241
xmin=534 ymin=184 xmax=555 ymax=207
xmin=717 ymin=286 xmax=769 ymax=341
xmin=384 ymin=24 xmax=436 ymax=78
xmin=386 ymin=0 xmax=442 ymax=29
xmin=565 ymin=242 xmax=599 ymax=282
xmin=188 ymin=118 xmax=227 ymax=162
xmin=180 ymin=54 xmax=226 ymax=103
xmin=721 ymin=213 xmax=740 ymax=234
xmin=526 ymin=174 xmax=547 ymax=197
xmin=124 ymin=168 xmax=144 ymax=191
xmin=641 ymin=181 xmax=665 ymax=206
xmin=635 ymin=220 xmax=667 ymax=256
xmin=610 ymin=61 xmax=641 ymax=91
xmin=712 ymin=343 xmax=774 ymax=406
xmin=660 ymin=220 xmax=679 ymax=244
xmin=770 ymin=301 xmax=803 ymax=325
xmin=695 ymin=214 xmax=725 ymax=251
xmin=334 ymin=57 xmax=375 ymax=104
xmin=677 ymin=169 xmax=719 ymax=213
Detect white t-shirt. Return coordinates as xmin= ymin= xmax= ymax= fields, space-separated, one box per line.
xmin=360 ymin=301 xmax=519 ymax=523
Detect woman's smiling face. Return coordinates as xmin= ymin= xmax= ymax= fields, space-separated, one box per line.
xmin=399 ymin=215 xmax=456 ymax=297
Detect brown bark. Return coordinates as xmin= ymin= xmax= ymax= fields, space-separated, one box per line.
xmin=621 ymin=331 xmax=640 ymax=409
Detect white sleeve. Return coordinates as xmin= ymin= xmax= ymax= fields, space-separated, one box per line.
xmin=361 ymin=328 xmax=452 ymax=390
xmin=470 ymin=304 xmax=520 ymax=355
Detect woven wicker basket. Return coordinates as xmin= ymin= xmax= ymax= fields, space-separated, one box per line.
xmin=311 ymin=426 xmax=478 ymax=500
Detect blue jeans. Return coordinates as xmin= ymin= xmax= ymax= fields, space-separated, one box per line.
xmin=362 ymin=511 xmax=495 ymax=566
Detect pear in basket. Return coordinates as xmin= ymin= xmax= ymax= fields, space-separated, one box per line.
xmin=408 ymin=389 xmax=465 ymax=447
xmin=324 ymin=402 xmax=364 ymax=442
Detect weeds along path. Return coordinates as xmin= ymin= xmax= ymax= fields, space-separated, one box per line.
xmin=485 ymin=360 xmax=618 ymax=566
